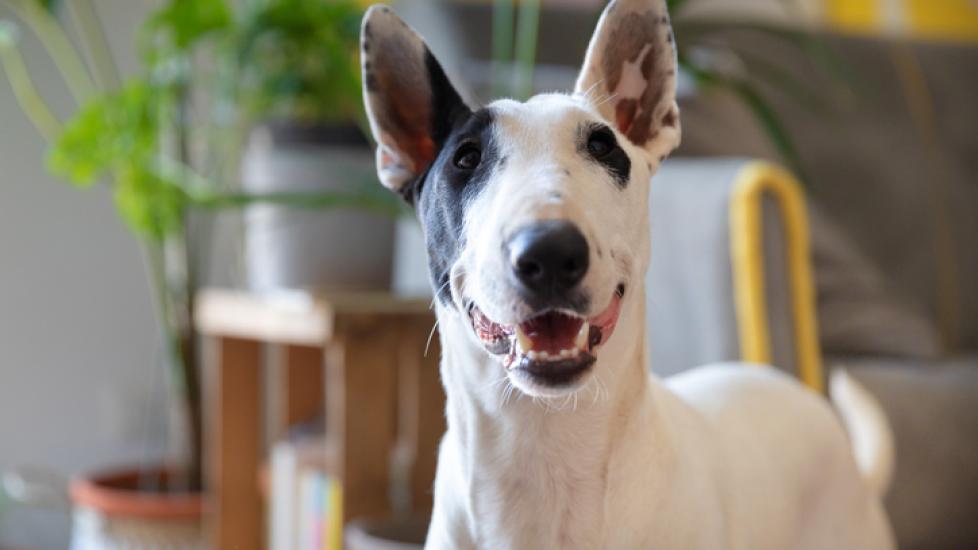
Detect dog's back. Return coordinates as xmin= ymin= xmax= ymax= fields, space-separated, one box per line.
xmin=665 ymin=364 xmax=896 ymax=550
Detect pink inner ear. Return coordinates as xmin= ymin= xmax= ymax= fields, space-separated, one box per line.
xmin=380 ymin=135 xmax=435 ymax=175
xmin=615 ymin=100 xmax=638 ymax=138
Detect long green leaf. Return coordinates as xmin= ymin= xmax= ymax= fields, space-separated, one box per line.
xmin=725 ymin=47 xmax=829 ymax=114
xmin=491 ymin=0 xmax=514 ymax=97
xmin=0 ymin=21 xmax=62 ymax=140
xmin=4 ymin=0 xmax=95 ymax=101
xmin=513 ymin=0 xmax=540 ymax=100
xmin=683 ymin=59 xmax=810 ymax=186
xmin=675 ymin=18 xmax=861 ymax=95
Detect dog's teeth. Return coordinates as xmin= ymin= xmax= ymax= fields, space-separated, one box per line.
xmin=515 ymin=325 xmax=533 ymax=354
xmin=575 ymin=322 xmax=590 ymax=350
xmin=560 ymin=349 xmax=573 ymax=358
xmin=527 ymin=350 xmax=539 ymax=360
xmin=538 ymin=351 xmax=550 ymax=360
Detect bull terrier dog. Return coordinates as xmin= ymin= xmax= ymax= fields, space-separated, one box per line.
xmin=359 ymin=1 xmax=896 ymax=548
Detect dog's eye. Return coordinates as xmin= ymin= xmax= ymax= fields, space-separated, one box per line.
xmin=587 ymin=127 xmax=617 ymax=158
xmin=453 ymin=143 xmax=482 ymax=171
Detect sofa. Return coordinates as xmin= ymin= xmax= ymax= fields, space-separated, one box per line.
xmin=647 ymin=30 xmax=978 ymax=550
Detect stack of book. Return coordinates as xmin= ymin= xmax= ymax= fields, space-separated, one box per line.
xmin=268 ymin=438 xmax=342 ymax=550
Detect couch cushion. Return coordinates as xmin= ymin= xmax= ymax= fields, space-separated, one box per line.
xmin=677 ymin=31 xmax=978 ymax=352
xmin=841 ymin=357 xmax=978 ymax=550
xmin=810 ymin=204 xmax=941 ymax=359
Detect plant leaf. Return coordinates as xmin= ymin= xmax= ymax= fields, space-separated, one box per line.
xmin=683 ymin=59 xmax=810 ymax=186
xmin=725 ymin=47 xmax=829 ymax=114
xmin=141 ymin=0 xmax=231 ymax=61
xmin=48 ymin=79 xmax=158 ymax=187
xmin=113 ymin=164 xmax=188 ymax=240
xmin=675 ymin=18 xmax=860 ymax=94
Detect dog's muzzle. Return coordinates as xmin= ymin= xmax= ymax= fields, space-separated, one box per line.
xmin=468 ymin=286 xmax=623 ymax=388
xmin=465 ymin=220 xmax=624 ymax=389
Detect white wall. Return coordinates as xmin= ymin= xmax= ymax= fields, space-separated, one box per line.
xmin=0 ymin=2 xmax=168 ymax=548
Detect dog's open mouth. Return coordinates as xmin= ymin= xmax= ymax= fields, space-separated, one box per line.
xmin=468 ymin=285 xmax=624 ymax=387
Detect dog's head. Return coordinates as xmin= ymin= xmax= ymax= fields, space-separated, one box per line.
xmin=361 ymin=0 xmax=679 ymax=398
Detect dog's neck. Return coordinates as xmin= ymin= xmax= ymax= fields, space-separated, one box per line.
xmin=434 ymin=293 xmax=658 ymax=546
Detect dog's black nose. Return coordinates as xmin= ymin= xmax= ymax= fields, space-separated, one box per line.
xmin=508 ymin=220 xmax=589 ymax=296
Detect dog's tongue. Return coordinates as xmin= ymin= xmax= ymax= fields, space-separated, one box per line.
xmin=519 ymin=312 xmax=585 ymax=354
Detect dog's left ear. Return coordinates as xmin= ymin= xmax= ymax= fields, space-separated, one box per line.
xmin=575 ymin=0 xmax=680 ymax=159
xmin=360 ymin=5 xmax=471 ymax=198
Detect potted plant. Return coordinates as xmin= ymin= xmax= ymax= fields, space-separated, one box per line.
xmin=0 ymin=0 xmax=397 ymax=545
xmin=229 ymin=0 xmax=397 ymax=293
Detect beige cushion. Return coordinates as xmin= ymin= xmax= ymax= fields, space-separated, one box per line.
xmin=810 ymin=203 xmax=942 ymax=359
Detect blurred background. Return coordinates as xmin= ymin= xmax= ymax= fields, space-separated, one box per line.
xmin=0 ymin=0 xmax=975 ymax=548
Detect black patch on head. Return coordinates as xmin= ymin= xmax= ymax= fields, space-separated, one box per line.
xmin=411 ymin=108 xmax=500 ymax=306
xmin=425 ymin=50 xmax=470 ymax=155
xmin=389 ymin=49 xmax=472 ymax=205
xmin=579 ymin=122 xmax=631 ymax=188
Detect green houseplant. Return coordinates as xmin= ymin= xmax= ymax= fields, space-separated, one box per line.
xmin=228 ymin=0 xmax=398 ymax=293
xmin=0 ymin=0 xmax=396 ymax=543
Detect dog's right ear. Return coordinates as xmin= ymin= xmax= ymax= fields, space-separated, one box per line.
xmin=360 ymin=5 xmax=471 ymax=199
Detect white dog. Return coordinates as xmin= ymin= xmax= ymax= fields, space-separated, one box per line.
xmin=360 ymin=1 xmax=896 ymax=548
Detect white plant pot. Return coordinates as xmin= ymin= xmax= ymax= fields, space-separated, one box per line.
xmin=242 ymin=122 xmax=394 ymax=293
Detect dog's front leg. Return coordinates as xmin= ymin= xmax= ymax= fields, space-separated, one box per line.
xmin=425 ymin=438 xmax=477 ymax=550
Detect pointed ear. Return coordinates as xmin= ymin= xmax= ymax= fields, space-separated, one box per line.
xmin=360 ymin=5 xmax=471 ymax=197
xmin=574 ymin=0 xmax=680 ymax=159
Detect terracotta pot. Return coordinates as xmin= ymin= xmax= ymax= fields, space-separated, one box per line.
xmin=69 ymin=467 xmax=204 ymax=550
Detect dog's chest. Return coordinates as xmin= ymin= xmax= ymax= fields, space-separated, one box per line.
xmin=460 ymin=414 xmax=612 ymax=548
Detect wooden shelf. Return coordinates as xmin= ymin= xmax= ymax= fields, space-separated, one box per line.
xmin=195 ymin=288 xmax=444 ymax=550
xmin=195 ymin=288 xmax=432 ymax=346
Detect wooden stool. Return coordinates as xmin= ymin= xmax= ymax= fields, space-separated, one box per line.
xmin=195 ymin=289 xmax=445 ymax=550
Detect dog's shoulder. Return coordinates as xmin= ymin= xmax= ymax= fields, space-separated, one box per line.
xmin=662 ymin=362 xmax=837 ymax=439
xmin=664 ymin=362 xmax=815 ymax=403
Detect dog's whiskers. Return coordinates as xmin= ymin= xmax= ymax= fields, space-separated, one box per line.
xmin=424 ymin=319 xmax=440 ymax=358
xmin=591 ymin=373 xmax=609 ymax=407
xmin=502 ymin=380 xmax=519 ymax=408
xmin=482 ymin=374 xmax=510 ymax=393
xmin=430 ymin=279 xmax=454 ymax=310
xmin=593 ymin=91 xmax=619 ymax=109
xmin=578 ymin=78 xmax=605 ymax=102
